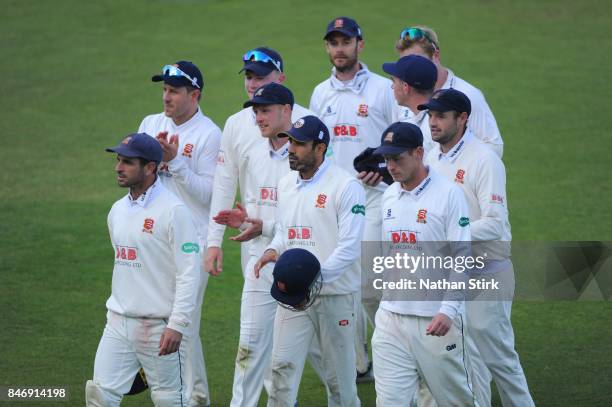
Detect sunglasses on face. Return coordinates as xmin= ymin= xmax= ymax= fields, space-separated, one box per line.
xmin=243 ymin=50 xmax=282 ymax=72
xmin=161 ymin=65 xmax=201 ymax=89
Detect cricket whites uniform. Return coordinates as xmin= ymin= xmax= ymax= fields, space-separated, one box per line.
xmin=310 ymin=63 xmax=396 ymax=372
xmin=394 ymin=107 xmax=436 ymax=156
xmin=89 ymin=180 xmax=201 ymax=406
xmin=266 ymin=160 xmax=366 ymax=407
xmin=139 ymin=107 xmax=221 ymax=406
xmin=426 ymin=131 xmax=534 ymax=406
xmin=374 ymin=169 xmax=480 ymax=406
xmin=398 ymin=69 xmax=504 ymax=157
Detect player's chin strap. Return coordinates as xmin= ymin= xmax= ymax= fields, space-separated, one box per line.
xmin=279 ymin=272 xmax=323 ymax=312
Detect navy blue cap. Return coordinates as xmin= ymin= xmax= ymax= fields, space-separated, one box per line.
xmin=354 ymin=147 xmax=394 ymax=185
xmin=382 ymin=55 xmax=437 ymax=90
xmin=271 ymin=248 xmax=321 ymax=307
xmin=324 ymin=16 xmax=362 ymax=40
xmin=152 ymin=61 xmax=203 ymax=90
xmin=374 ymin=122 xmax=423 ymax=155
xmin=243 ymin=83 xmax=294 ymax=108
xmin=240 ymin=47 xmax=284 ymax=76
xmin=278 ymin=115 xmax=330 ymax=146
xmin=418 ymin=88 xmax=472 ymax=116
xmin=106 ymin=133 xmax=163 ymax=163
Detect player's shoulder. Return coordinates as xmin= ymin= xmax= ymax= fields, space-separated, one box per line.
xmin=139 ymin=112 xmax=167 ymax=131
xmin=278 ymin=170 xmax=298 ymax=190
xmin=449 ymin=72 xmax=486 ymax=103
xmin=292 ymin=103 xmax=316 ymax=120
xmin=367 ymin=70 xmax=393 ymax=87
xmin=224 ymin=107 xmax=252 ymax=127
xmin=194 ymin=110 xmax=221 ymax=132
xmin=429 ymin=168 xmax=457 ymax=194
xmin=466 ymin=136 xmax=503 ymax=168
xmin=311 ymin=76 xmax=333 ymax=95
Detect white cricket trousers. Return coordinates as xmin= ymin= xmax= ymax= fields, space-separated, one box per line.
xmin=91 ymin=310 xmax=187 ymax=406
xmin=268 ymin=294 xmax=361 ymax=407
xmin=372 ymin=308 xmax=479 ymax=407
xmin=184 ymin=265 xmax=210 ymax=407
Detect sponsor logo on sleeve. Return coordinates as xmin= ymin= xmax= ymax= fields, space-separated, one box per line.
xmin=490 ymin=194 xmax=505 ymax=204
xmin=459 ymin=217 xmax=470 ymax=227
xmin=351 ymin=204 xmax=365 ymax=215
xmin=181 ymin=242 xmax=200 ymax=253
xmin=182 ymin=143 xmax=194 ymax=158
xmin=142 ymin=218 xmax=155 ymax=234
xmin=417 ymin=209 xmax=427 ymax=224
xmin=315 ymin=193 xmax=327 ymax=208
xmin=454 ymin=169 xmax=465 ymax=184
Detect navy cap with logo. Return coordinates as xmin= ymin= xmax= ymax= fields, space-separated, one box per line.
xmin=374 ymin=122 xmax=423 ymax=156
xmin=417 ymin=88 xmax=472 ymax=116
xmin=243 ymin=83 xmax=294 ymax=108
xmin=382 ymin=55 xmax=437 ymax=90
xmin=240 ymin=47 xmax=284 ymax=76
xmin=278 ymin=115 xmax=330 ymax=146
xmin=324 ymin=16 xmax=362 ymax=40
xmin=106 ymin=133 xmax=163 ymax=163
xmin=353 ymin=147 xmax=394 ymax=185
xmin=271 ymin=248 xmax=321 ymax=307
xmin=152 ymin=61 xmax=203 ymax=90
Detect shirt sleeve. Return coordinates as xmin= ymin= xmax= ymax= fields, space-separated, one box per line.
xmin=320 ymin=179 xmax=366 ymax=283
xmin=166 ymin=125 xmax=221 ymax=205
xmin=438 ymin=185 xmax=471 ymax=319
xmin=470 ymin=154 xmax=508 ymax=241
xmin=466 ymin=91 xmax=503 ymax=156
xmin=167 ymin=204 xmax=201 ymax=334
xmin=207 ymin=117 xmax=241 ymax=248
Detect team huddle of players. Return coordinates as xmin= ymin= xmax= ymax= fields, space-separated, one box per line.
xmin=86 ymin=16 xmax=535 ymax=407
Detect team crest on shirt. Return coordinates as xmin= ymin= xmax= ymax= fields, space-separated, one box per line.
xmin=417 ymin=209 xmax=427 ymax=224
xmin=357 ymin=104 xmax=369 ymax=117
xmin=182 ymin=143 xmax=194 ymax=158
xmin=216 ymin=150 xmax=225 ymax=165
xmin=455 ymin=169 xmax=465 ymax=184
xmin=142 ymin=218 xmax=155 ymax=234
xmin=315 ymin=193 xmax=327 ymax=208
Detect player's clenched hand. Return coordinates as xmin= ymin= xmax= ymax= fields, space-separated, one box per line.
xmin=205 ymin=247 xmax=223 ymax=276
xmin=254 ymin=249 xmax=278 ymax=279
xmin=158 ymin=327 xmax=182 ymax=355
xmin=212 ymin=203 xmax=247 ymax=228
xmin=357 ymin=170 xmax=383 ymax=187
xmin=230 ymin=217 xmax=263 ymax=242
xmin=156 ymin=131 xmax=179 ymax=162
xmin=426 ymin=313 xmax=452 ymax=336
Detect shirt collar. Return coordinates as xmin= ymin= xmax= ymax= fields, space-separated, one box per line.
xmin=396 ymin=168 xmax=433 ymax=200
xmin=442 ymin=68 xmax=456 ymax=89
xmin=296 ymin=158 xmax=330 ymax=188
xmin=269 ymin=139 xmax=289 ymax=160
xmin=436 ymin=130 xmax=473 ymax=163
xmin=330 ymin=62 xmax=370 ymax=94
xmin=172 ymin=106 xmax=202 ymax=130
xmin=128 ymin=177 xmax=161 ymax=208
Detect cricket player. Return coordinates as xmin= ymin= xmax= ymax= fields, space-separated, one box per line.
xmin=86 ymin=133 xmax=201 ymax=406
xmin=309 ymin=16 xmax=396 ymax=380
xmin=204 ymin=51 xmax=321 ymax=406
xmin=381 ymin=54 xmax=438 ymax=155
xmin=371 ymin=122 xmax=480 ymax=406
xmin=394 ymin=26 xmax=504 ymax=157
xmin=422 ymin=89 xmax=534 ymax=406
xmin=138 ymin=60 xmax=221 ymax=407
xmin=255 ymin=115 xmax=366 ymax=407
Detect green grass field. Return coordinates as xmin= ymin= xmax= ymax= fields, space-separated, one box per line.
xmin=1 ymin=0 xmax=612 ymax=405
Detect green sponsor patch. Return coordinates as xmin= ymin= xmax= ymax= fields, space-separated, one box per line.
xmin=459 ymin=217 xmax=470 ymax=227
xmin=181 ymin=243 xmax=200 ymax=253
xmin=351 ymin=204 xmax=366 ymax=215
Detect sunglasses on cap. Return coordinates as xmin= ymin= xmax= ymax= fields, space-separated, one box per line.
xmin=242 ymin=50 xmax=282 ymax=72
xmin=161 ymin=65 xmax=201 ymax=89
xmin=399 ymin=27 xmax=439 ymax=51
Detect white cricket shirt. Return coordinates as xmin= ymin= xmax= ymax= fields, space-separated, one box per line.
xmin=106 ymin=179 xmax=201 ymax=334
xmin=139 ymin=107 xmax=222 ymax=245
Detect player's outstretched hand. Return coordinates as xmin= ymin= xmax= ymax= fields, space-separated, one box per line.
xmin=254 ymin=249 xmax=278 ymax=279
xmin=205 ymin=247 xmax=223 ymax=276
xmin=426 ymin=313 xmax=452 ymax=337
xmin=156 ymin=131 xmax=179 ymax=162
xmin=230 ymin=217 xmax=263 ymax=242
xmin=357 ymin=170 xmax=383 ymax=187
xmin=158 ymin=327 xmax=183 ymax=355
xmin=212 ymin=202 xmax=247 ymax=228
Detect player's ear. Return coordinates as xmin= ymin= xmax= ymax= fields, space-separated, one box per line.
xmin=357 ymin=38 xmax=365 ymax=53
xmin=277 ymin=72 xmax=286 ymax=84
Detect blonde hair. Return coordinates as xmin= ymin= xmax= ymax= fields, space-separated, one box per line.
xmin=395 ymin=25 xmax=440 ymax=58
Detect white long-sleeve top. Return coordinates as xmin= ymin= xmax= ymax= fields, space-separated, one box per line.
xmin=138 ymin=107 xmax=221 ymax=245
xmin=267 ymin=159 xmax=366 ymax=295
xmin=426 ymin=130 xmax=511 ymax=261
xmin=207 ymin=104 xmax=313 ymax=249
xmin=106 ymin=179 xmax=201 ymax=334
xmin=380 ymin=169 xmax=471 ymax=319
xmin=397 ymin=68 xmax=504 ymax=157
xmin=309 ymin=63 xmax=396 ymax=193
